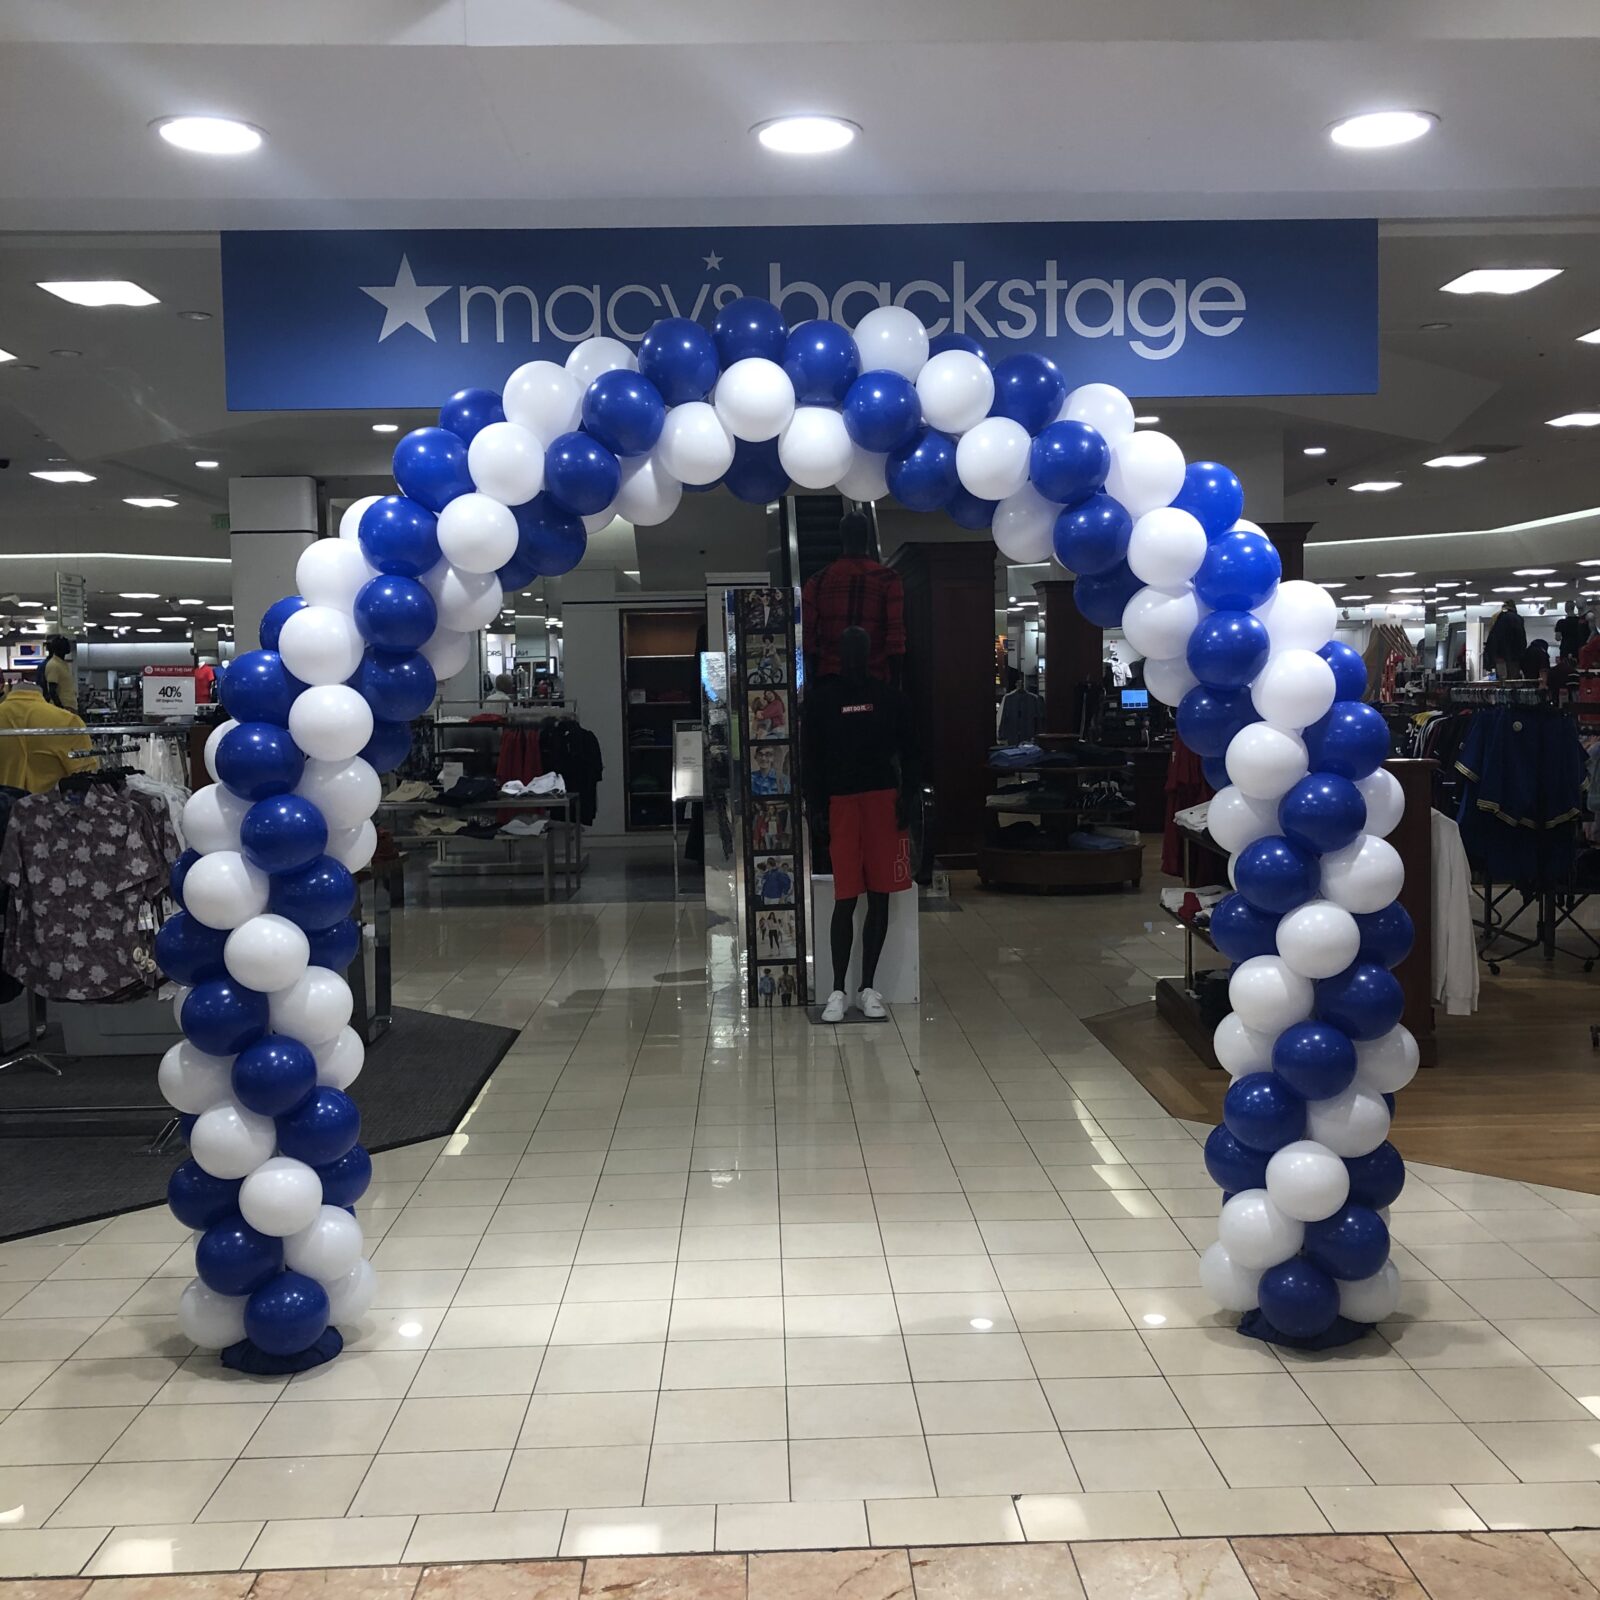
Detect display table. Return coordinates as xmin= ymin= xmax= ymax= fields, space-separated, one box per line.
xmin=808 ymin=875 xmax=920 ymax=1005
xmin=375 ymin=794 xmax=585 ymax=900
xmin=977 ymin=760 xmax=1143 ymax=893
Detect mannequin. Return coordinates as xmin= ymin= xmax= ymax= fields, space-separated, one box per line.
xmin=801 ymin=510 xmax=906 ymax=685
xmin=1556 ymin=599 xmax=1593 ymax=661
xmin=803 ymin=625 xmax=917 ymax=1022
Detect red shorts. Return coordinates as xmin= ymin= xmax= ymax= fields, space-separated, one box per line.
xmin=829 ymin=788 xmax=912 ymax=898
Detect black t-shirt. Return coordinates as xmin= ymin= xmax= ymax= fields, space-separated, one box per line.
xmin=1555 ymin=615 xmax=1592 ymax=658
xmin=803 ymin=674 xmax=914 ymax=805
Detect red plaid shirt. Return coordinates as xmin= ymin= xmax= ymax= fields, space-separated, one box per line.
xmin=801 ymin=558 xmax=906 ymax=679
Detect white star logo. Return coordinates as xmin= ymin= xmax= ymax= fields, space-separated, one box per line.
xmin=361 ymin=254 xmax=450 ymax=342
xmin=703 ymin=250 xmax=723 ymax=272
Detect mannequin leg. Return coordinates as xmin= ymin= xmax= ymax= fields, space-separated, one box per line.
xmin=830 ymin=896 xmax=857 ymax=992
xmin=860 ymin=891 xmax=890 ymax=989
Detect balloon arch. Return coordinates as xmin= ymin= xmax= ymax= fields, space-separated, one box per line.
xmin=156 ymin=299 xmax=1414 ymax=1368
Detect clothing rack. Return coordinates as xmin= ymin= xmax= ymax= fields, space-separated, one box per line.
xmin=1446 ymin=681 xmax=1545 ymax=706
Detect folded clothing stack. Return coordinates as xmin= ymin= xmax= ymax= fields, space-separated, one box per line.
xmin=386 ymin=780 xmax=439 ymax=803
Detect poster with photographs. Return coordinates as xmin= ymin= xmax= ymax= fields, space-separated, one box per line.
xmin=747 ymin=687 xmax=790 ymax=742
xmin=754 ymin=963 xmax=799 ymax=1009
xmin=755 ymin=909 xmax=797 ymax=961
xmin=751 ymin=801 xmax=793 ymax=854
xmin=748 ymin=743 xmax=791 ymax=796
xmin=754 ymin=855 xmax=796 ymax=906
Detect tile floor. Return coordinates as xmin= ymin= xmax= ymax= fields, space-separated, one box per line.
xmin=0 ymin=877 xmax=1596 ymax=1581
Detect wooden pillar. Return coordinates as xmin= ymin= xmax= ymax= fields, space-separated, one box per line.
xmin=1035 ymin=578 xmax=1103 ymax=737
xmin=1262 ymin=521 xmax=1315 ymax=584
xmin=1386 ymin=757 xmax=1437 ymax=1066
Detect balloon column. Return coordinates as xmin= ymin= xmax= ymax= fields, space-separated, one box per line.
xmin=157 ymin=298 xmax=1411 ymax=1363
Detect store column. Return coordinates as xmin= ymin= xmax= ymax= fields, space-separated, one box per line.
xmin=1262 ymin=522 xmax=1314 ymax=584
xmin=1036 ymin=578 xmax=1101 ymax=736
xmin=230 ymin=476 xmax=319 ymax=649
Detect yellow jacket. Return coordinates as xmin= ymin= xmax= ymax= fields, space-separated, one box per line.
xmin=0 ymin=686 xmax=94 ymax=793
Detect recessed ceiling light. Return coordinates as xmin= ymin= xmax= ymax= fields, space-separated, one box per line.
xmin=1342 ymin=593 xmax=1373 ymax=601
xmin=371 ymin=423 xmax=400 ymax=434
xmin=158 ymin=616 xmax=187 ymax=623
xmin=30 ymin=469 xmax=95 ymax=484
xmin=1492 ymin=586 xmax=1527 ymax=593
xmin=1425 ymin=454 xmax=1485 ymax=468
xmin=36 ymin=280 xmax=159 ymax=308
xmin=753 ymin=115 xmax=859 ymax=155
xmin=50 ymin=347 xmax=81 ymax=358
xmin=1545 ymin=580 xmax=1568 ymax=587
xmin=1377 ymin=572 xmax=1416 ymax=578
xmin=194 ymin=459 xmax=219 ymax=470
xmin=118 ymin=592 xmax=158 ymax=599
xmin=178 ymin=597 xmax=205 ymax=605
xmin=1433 ymin=580 xmax=1461 ymax=587
xmin=124 ymin=496 xmax=178 ymax=508
xmin=1390 ymin=586 xmax=1425 ymax=594
xmin=17 ymin=600 xmax=44 ymax=608
xmin=1441 ymin=268 xmax=1562 ymax=296
xmin=177 ymin=310 xmax=212 ymax=322
xmin=1419 ymin=321 xmax=1452 ymax=331
xmin=1328 ymin=110 xmax=1436 ymax=149
xmin=0 ymin=347 xmax=14 ymax=364
xmin=109 ymin=610 xmax=142 ymax=618
xmin=155 ymin=115 xmax=264 ymax=156
xmin=1349 ymin=481 xmax=1401 ymax=492
xmin=135 ymin=627 xmax=162 ymax=634
xmin=206 ymin=604 xmax=233 ymax=612
xmin=1513 ymin=568 xmax=1556 ymax=576
xmin=1547 ymin=412 xmax=1600 ymax=428
xmin=1577 ymin=559 xmax=1600 ymax=568
xmin=1302 ymin=446 xmax=1327 ymax=457
xmin=1134 ymin=414 xmax=1160 ymax=425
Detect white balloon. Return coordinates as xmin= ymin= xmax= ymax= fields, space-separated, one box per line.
xmin=179 ymin=1279 xmax=247 ymax=1350
xmin=466 ymin=420 xmax=544 ymax=506
xmin=1266 ymin=1139 xmax=1351 ymax=1223
xmin=504 ymin=360 xmax=582 ymax=440
xmin=1198 ymin=1241 xmax=1262 ymax=1312
xmin=1255 ymin=580 xmax=1337 ymax=655
xmin=269 ymin=967 xmax=353 ymax=1046
xmin=1218 ymin=1189 xmax=1305 ymax=1271
xmin=182 ymin=783 xmax=248 ymax=855
xmin=1355 ymin=1025 xmax=1419 ymax=1094
xmin=170 ymin=984 xmax=190 ymax=1031
xmin=1207 ymin=785 xmax=1281 ymax=855
xmin=239 ymin=1155 xmax=324 ymax=1237
xmin=420 ymin=627 xmax=473 ymax=681
xmin=837 ymin=445 xmax=890 ymax=503
xmin=327 ymin=820 xmax=377 ymax=875
xmin=614 ymin=454 xmax=682 ymax=527
xmin=1105 ymin=430 xmax=1185 ymax=516
xmin=1213 ymin=1013 xmax=1276 ymax=1077
xmin=1305 ymin=1083 xmax=1392 ymax=1158
xmin=1338 ymin=1259 xmax=1400 ymax=1324
xmin=992 ymin=483 xmax=1058 ymax=563
xmin=285 ymin=1205 xmax=364 ymax=1282
xmin=314 ymin=1026 xmax=365 ymax=1091
xmin=655 ymin=401 xmax=735 ymax=486
xmin=1320 ymin=833 xmax=1404 ymax=915
xmin=423 ymin=562 xmax=503 ymax=634
xmin=325 ymin=1257 xmax=377 ymax=1325
xmin=956 ymin=417 xmax=1031 ymax=501
xmin=288 ymin=685 xmax=374 ymax=765
xmin=295 ymin=757 xmax=381 ymax=832
xmin=582 ymin=509 xmax=615 ymax=536
xmin=183 ymin=851 xmax=270 ymax=931
xmin=1357 ymin=768 xmax=1404 ymax=838
xmin=1126 ymin=508 xmax=1208 ymax=588
xmin=190 ymin=1100 xmax=277 ymax=1181
xmin=853 ymin=305 xmax=930 ymax=380
xmin=916 ymin=349 xmax=994 ymax=434
xmin=224 ymin=913 xmax=311 ymax=994
xmin=437 ymin=493 xmax=519 ymax=574
xmin=158 ymin=1040 xmax=234 ymax=1115
xmin=1275 ymin=899 xmax=1362 ymax=981
xmin=1141 ymin=654 xmax=1199 ymax=709
xmin=714 ymin=358 xmax=796 ymax=443
xmin=338 ymin=494 xmax=382 ymax=543
xmin=1226 ymin=724 xmax=1309 ymax=801
xmin=778 ymin=406 xmax=854 ymax=490
xmin=296 ymin=540 xmax=376 ymax=611
xmin=1251 ymin=649 xmax=1337 ymax=731
xmin=1059 ymin=382 xmax=1136 ymax=448
xmin=1121 ymin=584 xmax=1203 ymax=661
xmin=1228 ymin=955 xmax=1314 ymax=1034
xmin=203 ymin=720 xmax=238 ymax=784
xmin=565 ymin=335 xmax=637 ymax=390
xmin=278 ymin=606 xmax=365 ymax=687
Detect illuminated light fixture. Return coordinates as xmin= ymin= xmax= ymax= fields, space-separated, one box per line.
xmin=1492 ymin=586 xmax=1527 ymax=593
xmin=1578 ymin=559 xmax=1600 ymax=567
xmin=1317 ymin=581 xmax=1345 ymax=590
xmin=1425 ymin=454 xmax=1485 ymax=468
xmin=194 ymin=459 xmax=219 ymax=469
xmin=109 ymin=610 xmax=142 ymax=618
xmin=753 ymin=115 xmax=859 ymax=155
xmin=1302 ymin=446 xmax=1327 ymax=456
xmin=1134 ymin=414 xmax=1160 ymax=425
xmin=1578 ymin=327 xmax=1600 ymax=345
xmin=36 ymin=280 xmax=159 ymax=307
xmin=30 ymin=469 xmax=95 ymax=484
xmin=1328 ymin=110 xmax=1436 ymax=149
xmin=1544 ymin=580 xmax=1568 ymax=587
xmin=206 ymin=604 xmax=233 ymax=612
xmin=1390 ymin=586 xmax=1425 ymax=594
xmin=0 ymin=347 xmax=14 ymax=363
xmin=1349 ymin=481 xmax=1401 ymax=492
xmin=371 ymin=422 xmax=399 ymax=434
xmin=119 ymin=592 xmax=158 ymax=599
xmin=124 ymin=496 xmax=178 ymax=508
xmin=17 ymin=600 xmax=44 ymax=608
xmin=178 ymin=597 xmax=205 ymax=604
xmin=158 ymin=615 xmax=187 ymax=623
xmin=1441 ymin=268 xmax=1561 ymax=296
xmin=135 ymin=627 xmax=161 ymax=634
xmin=1342 ymin=594 xmax=1373 ymax=600
xmin=1377 ymin=571 xmax=1416 ymax=578
xmin=1513 ymin=568 xmax=1556 ymax=576
xmin=155 ymin=115 xmax=263 ymax=156
xmin=1547 ymin=412 xmax=1600 ymax=428
xmin=1433 ymin=580 xmax=1461 ymax=587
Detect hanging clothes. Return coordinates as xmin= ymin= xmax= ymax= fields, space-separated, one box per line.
xmin=0 ymin=686 xmax=94 ymax=793
xmin=1430 ymin=811 xmax=1479 ymax=1016
xmin=1360 ymin=623 xmax=1417 ymax=702
xmin=997 ymin=687 xmax=1044 ymax=746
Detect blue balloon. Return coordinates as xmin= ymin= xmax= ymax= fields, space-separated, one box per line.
xmin=1187 ymin=610 xmax=1270 ymax=691
xmin=841 ymin=370 xmax=922 ymax=454
xmin=887 ymin=429 xmax=960 ymax=511
xmin=712 ymin=297 xmax=788 ymax=366
xmin=154 ymin=912 xmax=229 ymax=986
xmin=167 ymin=1161 xmax=242 ymax=1231
xmin=1073 ymin=561 xmax=1143 ymax=629
xmin=240 ymin=795 xmax=328 ymax=877
xmin=1054 ymin=492 xmax=1132 ymax=576
xmin=353 ymin=575 xmax=437 ymax=654
xmin=216 ymin=722 xmax=304 ymax=802
xmin=270 ymin=855 xmax=357 ymax=933
xmin=1271 ymin=1021 xmax=1358 ymax=1100
xmin=182 ymin=980 xmax=270 ymax=1057
xmin=1209 ymin=893 xmax=1280 ymax=963
xmin=989 ymin=353 xmax=1066 ymax=433
xmin=438 ymin=386 xmax=504 ymax=445
xmin=361 ymin=719 xmax=412 ymax=775
xmin=1234 ymin=834 xmax=1320 ymax=915
xmin=393 ymin=426 xmax=473 ymax=513
xmin=196 ymin=1214 xmax=282 ymax=1296
xmin=1304 ymin=701 xmax=1389 ymax=782
xmin=1257 ymin=1257 xmax=1340 ymax=1339
xmin=1176 ymin=685 xmax=1256 ymax=758
xmin=1279 ymin=774 xmax=1366 ymax=855
xmin=221 ymin=651 xmax=303 ymax=726
xmin=1030 ymin=421 xmax=1110 ymax=506
xmin=1344 ymin=1141 xmax=1406 ymax=1209
xmin=724 ymin=437 xmax=791 ymax=504
xmin=260 ymin=595 xmax=308 ymax=654
xmin=308 ymin=917 xmax=361 ymax=973
xmin=581 ymin=369 xmax=666 ymax=458
xmin=277 ymin=1087 xmax=361 ymax=1167
xmin=171 ymin=848 xmax=200 ymax=904
xmin=245 ymin=1270 xmax=330 ymax=1356
xmin=232 ymin=1034 xmax=318 ymax=1118
xmin=1355 ymin=903 xmax=1414 ymax=969
xmin=315 ymin=1144 xmax=373 ymax=1208
xmin=638 ymin=317 xmax=719 ymax=404
xmin=359 ymin=495 xmax=441 ymax=579
xmin=944 ymin=485 xmax=998 ymax=530
xmin=929 ymin=330 xmax=989 ymax=361
xmin=355 ymin=651 xmax=437 ymax=722
xmin=544 ymin=432 xmax=621 ymax=516
xmin=497 ymin=542 xmax=540 ymax=593
xmin=1304 ymin=1204 xmax=1390 ymax=1280
xmin=1320 ymin=640 xmax=1368 ymax=703
xmin=1202 ymin=753 xmax=1232 ymax=791
xmin=513 ymin=493 xmax=587 ymax=578
xmin=1316 ymin=962 xmax=1404 ymax=1041
xmin=782 ymin=319 xmax=861 ymax=405
xmin=1194 ymin=529 xmax=1282 ymax=612
xmin=1171 ymin=461 xmax=1245 ymax=537
xmin=1224 ymin=1071 xmax=1306 ymax=1152
xmin=1204 ymin=1124 xmax=1270 ymax=1193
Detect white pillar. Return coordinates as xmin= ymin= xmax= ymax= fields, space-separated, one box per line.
xmin=229 ymin=476 xmax=320 ymax=649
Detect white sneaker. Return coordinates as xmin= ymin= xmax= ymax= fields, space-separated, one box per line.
xmin=820 ymin=990 xmax=848 ymax=1023
xmin=859 ymin=987 xmax=887 ymax=1020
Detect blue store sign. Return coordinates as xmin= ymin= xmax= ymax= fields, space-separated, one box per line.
xmin=220 ymin=219 xmax=1377 ymax=411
